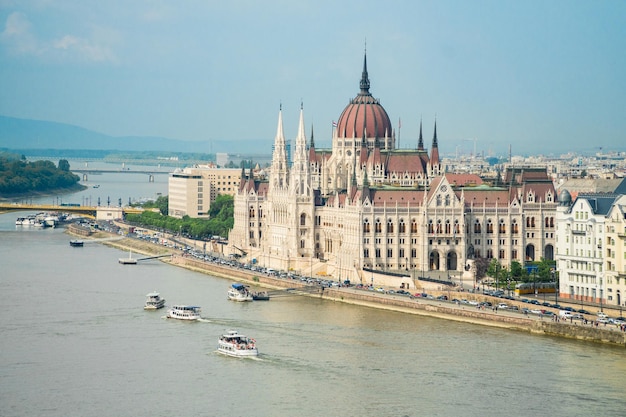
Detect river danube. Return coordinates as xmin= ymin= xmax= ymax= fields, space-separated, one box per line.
xmin=1 ymin=164 xmax=625 ymax=417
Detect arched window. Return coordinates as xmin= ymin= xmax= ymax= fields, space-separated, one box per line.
xmin=445 ymin=195 xmax=451 ymax=206
xmin=445 ymin=220 xmax=451 ymax=234
xmin=300 ymin=213 xmax=306 ymax=226
xmin=428 ymin=220 xmax=434 ymax=234
xmin=436 ymin=195 xmax=442 ymax=206
xmin=249 ymin=207 xmax=255 ymax=218
xmin=375 ymin=219 xmax=382 ymax=233
xmin=487 ymin=219 xmax=494 ymax=234
xmin=387 ymin=219 xmax=394 ymax=233
xmin=436 ymin=220 xmax=442 ymax=234
xmin=363 ymin=219 xmax=370 ymax=233
xmin=499 ymin=219 xmax=506 ymax=234
xmin=411 ymin=219 xmax=418 ymax=233
xmin=399 ymin=219 xmax=406 ymax=233
xmin=474 ymin=220 xmax=481 ymax=234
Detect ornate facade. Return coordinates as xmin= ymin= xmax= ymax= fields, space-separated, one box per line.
xmin=228 ymin=53 xmax=557 ymax=288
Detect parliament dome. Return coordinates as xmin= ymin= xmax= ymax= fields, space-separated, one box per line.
xmin=336 ymin=54 xmax=392 ymax=141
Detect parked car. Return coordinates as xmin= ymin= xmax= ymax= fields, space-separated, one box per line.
xmin=577 ymin=309 xmax=591 ymax=314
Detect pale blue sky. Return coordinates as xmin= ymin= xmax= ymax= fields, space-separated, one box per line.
xmin=1 ymin=0 xmax=625 ymax=156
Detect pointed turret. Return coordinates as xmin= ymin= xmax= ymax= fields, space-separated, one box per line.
xmin=418 ymin=119 xmax=424 ymax=150
xmin=290 ymin=102 xmax=311 ymax=197
xmin=430 ymin=119 xmax=440 ymax=167
xmin=270 ymin=104 xmax=289 ymax=191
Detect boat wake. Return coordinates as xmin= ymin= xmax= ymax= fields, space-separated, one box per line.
xmin=213 ymin=350 xmax=264 ymax=360
xmin=197 ymin=318 xmax=212 ymax=323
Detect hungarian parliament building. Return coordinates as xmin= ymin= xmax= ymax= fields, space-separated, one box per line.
xmin=228 ymin=54 xmax=558 ymax=288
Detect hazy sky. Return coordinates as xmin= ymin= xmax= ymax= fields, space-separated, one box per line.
xmin=1 ymin=0 xmax=625 ymax=156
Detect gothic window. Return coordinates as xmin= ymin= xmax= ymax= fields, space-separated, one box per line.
xmin=375 ymin=219 xmax=382 ymax=233
xmin=364 ymin=248 xmax=369 ymax=258
xmin=387 ymin=219 xmax=394 ymax=233
xmin=300 ymin=213 xmax=306 ymax=226
xmin=474 ymin=220 xmax=481 ymax=234
xmin=249 ymin=207 xmax=255 ymax=218
xmin=428 ymin=220 xmax=434 ymax=234
xmin=454 ymin=220 xmax=460 ymax=234
xmin=363 ymin=219 xmax=371 ymax=233
xmin=399 ymin=219 xmax=406 ymax=233
xmin=445 ymin=195 xmax=451 ymax=206
xmin=512 ymin=220 xmax=519 ymax=234
xmin=487 ymin=219 xmax=494 ymax=234
xmin=436 ymin=220 xmax=442 ymax=234
xmin=499 ymin=219 xmax=506 ymax=234
xmin=436 ymin=195 xmax=442 ymax=206
xmin=445 ymin=220 xmax=451 ymax=234
xmin=411 ymin=219 xmax=418 ymax=233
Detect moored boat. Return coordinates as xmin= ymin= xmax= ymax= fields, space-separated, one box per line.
xmin=166 ymin=305 xmax=201 ymax=320
xmin=227 ymin=283 xmax=253 ymax=302
xmin=69 ymin=240 xmax=84 ymax=247
xmin=217 ymin=330 xmax=258 ymax=357
xmin=119 ymin=250 xmax=137 ymax=264
xmin=144 ymin=292 xmax=166 ymax=310
xmin=252 ymin=291 xmax=270 ymax=301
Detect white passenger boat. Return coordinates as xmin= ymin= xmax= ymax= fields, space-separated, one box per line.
xmin=166 ymin=305 xmax=201 ymax=320
xmin=227 ymin=283 xmax=253 ymax=302
xmin=217 ymin=330 xmax=258 ymax=357
xmin=144 ymin=292 xmax=166 ymax=310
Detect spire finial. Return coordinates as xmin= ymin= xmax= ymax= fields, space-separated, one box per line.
xmin=359 ymin=46 xmax=370 ymax=94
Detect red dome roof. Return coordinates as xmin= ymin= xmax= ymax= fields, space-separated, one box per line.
xmin=336 ymin=54 xmax=392 ymax=140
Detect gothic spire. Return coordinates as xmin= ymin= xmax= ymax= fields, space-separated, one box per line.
xmin=359 ymin=49 xmax=370 ymax=95
xmin=418 ymin=118 xmax=424 ymax=150
xmin=309 ymin=124 xmax=315 ymax=149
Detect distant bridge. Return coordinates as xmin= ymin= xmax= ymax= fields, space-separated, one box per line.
xmin=0 ymin=202 xmax=145 ymax=218
xmin=71 ymin=168 xmax=172 ymax=183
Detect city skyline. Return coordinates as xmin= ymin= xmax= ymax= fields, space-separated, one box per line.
xmin=1 ymin=1 xmax=625 ymax=156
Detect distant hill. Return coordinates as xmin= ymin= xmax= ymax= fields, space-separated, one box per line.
xmin=0 ymin=115 xmax=266 ymax=154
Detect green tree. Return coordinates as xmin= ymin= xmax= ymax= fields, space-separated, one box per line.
xmin=58 ymin=159 xmax=70 ymax=171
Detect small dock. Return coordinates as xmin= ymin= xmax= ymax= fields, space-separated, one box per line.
xmin=119 ymin=253 xmax=171 ymax=265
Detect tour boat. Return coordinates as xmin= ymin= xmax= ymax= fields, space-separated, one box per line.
xmin=69 ymin=240 xmax=84 ymax=247
xmin=144 ymin=292 xmax=166 ymax=310
xmin=227 ymin=283 xmax=253 ymax=302
xmin=166 ymin=305 xmax=201 ymax=320
xmin=217 ymin=330 xmax=258 ymax=357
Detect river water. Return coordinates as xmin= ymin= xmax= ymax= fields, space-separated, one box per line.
xmin=1 ymin=163 xmax=625 ymax=417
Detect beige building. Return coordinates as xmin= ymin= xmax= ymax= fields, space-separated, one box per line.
xmin=168 ymin=165 xmax=241 ymax=218
xmin=228 ymin=53 xmax=557 ymax=288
